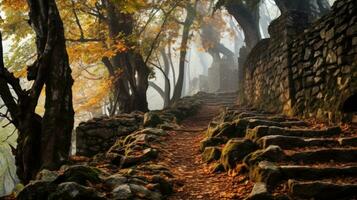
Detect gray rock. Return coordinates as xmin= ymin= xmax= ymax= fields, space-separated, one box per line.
xmin=104 ymin=174 xmax=128 ymax=189
xmin=243 ymin=145 xmax=286 ymax=167
xmin=129 ymin=184 xmax=162 ymax=200
xmin=112 ymin=184 xmax=133 ymax=200
xmin=246 ymin=182 xmax=272 ymax=200
xmin=48 ymin=182 xmax=104 ymax=200
xmin=36 ymin=169 xmax=59 ymax=182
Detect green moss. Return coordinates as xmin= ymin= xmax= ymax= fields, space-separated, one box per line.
xmin=54 ymin=165 xmax=102 ymax=186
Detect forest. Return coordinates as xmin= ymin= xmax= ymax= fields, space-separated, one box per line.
xmin=1 ymin=0 xmax=357 ymax=199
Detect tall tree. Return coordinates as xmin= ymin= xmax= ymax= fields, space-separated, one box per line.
xmin=172 ymin=0 xmax=198 ymax=102
xmin=215 ymin=0 xmax=261 ymax=50
xmin=274 ymin=0 xmax=330 ymax=21
xmin=0 ymin=0 xmax=74 ymax=183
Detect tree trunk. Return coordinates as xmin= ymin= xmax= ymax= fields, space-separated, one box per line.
xmin=274 ymin=0 xmax=331 ymax=21
xmin=103 ymin=0 xmax=149 ymax=113
xmin=172 ymin=2 xmax=197 ymax=102
xmin=160 ymin=49 xmax=171 ymax=108
xmin=0 ymin=0 xmax=74 ymax=183
xmin=225 ymin=3 xmax=261 ymax=50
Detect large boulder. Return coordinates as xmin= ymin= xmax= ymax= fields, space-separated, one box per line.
xmin=220 ymin=139 xmax=258 ymax=171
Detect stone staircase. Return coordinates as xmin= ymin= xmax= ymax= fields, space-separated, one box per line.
xmin=201 ymin=109 xmax=357 ymax=200
xmin=198 ymin=92 xmax=238 ymax=109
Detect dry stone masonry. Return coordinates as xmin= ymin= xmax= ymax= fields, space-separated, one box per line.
xmin=76 ymin=94 xmax=204 ymax=157
xmin=240 ymin=0 xmax=357 ymax=123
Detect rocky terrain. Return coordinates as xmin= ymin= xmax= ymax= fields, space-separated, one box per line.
xmin=201 ymin=107 xmax=357 ymax=199
xmin=3 ymin=91 xmax=357 ymax=200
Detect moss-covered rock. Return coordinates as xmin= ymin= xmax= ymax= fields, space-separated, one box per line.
xmin=202 ymin=147 xmax=222 ymax=163
xmin=17 ymin=181 xmax=56 ymax=200
xmin=220 ymin=139 xmax=258 ymax=171
xmin=243 ymin=145 xmax=286 ymax=167
xmin=48 ymin=182 xmax=104 ymax=200
xmin=200 ymin=137 xmax=227 ymax=152
xmin=144 ymin=112 xmax=163 ymax=127
xmin=54 ymin=165 xmax=102 ymax=186
xmin=151 ymin=175 xmax=173 ymax=195
xmin=249 ymin=161 xmax=281 ymax=187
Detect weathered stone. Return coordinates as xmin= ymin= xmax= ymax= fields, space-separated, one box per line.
xmin=129 ymin=184 xmax=162 ymax=200
xmin=288 ymin=180 xmax=357 ymax=200
xmin=144 ymin=112 xmax=163 ymax=127
xmin=250 ymin=161 xmax=281 ymax=187
xmin=246 ymin=126 xmax=341 ymax=141
xmin=122 ymin=148 xmax=158 ymax=168
xmin=220 ymin=139 xmax=258 ymax=170
xmin=200 ymin=137 xmax=227 ymax=152
xmin=246 ymin=182 xmax=273 ymax=200
xmin=202 ymin=147 xmax=221 ymax=163
xmin=112 ymin=184 xmax=133 ymax=200
xmin=339 ymin=137 xmax=357 ymax=146
xmin=151 ymin=175 xmax=173 ymax=195
xmin=104 ymin=174 xmax=128 ymax=189
xmin=36 ymin=169 xmax=59 ymax=182
xmin=48 ymin=182 xmax=104 ymax=200
xmin=54 ymin=165 xmax=102 ymax=186
xmin=290 ymin=148 xmax=357 ymax=164
xmin=244 ymin=145 xmax=286 ymax=167
xmin=17 ymin=181 xmax=56 ymax=200
xmin=281 ymin=165 xmax=357 ymax=180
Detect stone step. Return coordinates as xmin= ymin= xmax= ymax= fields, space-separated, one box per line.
xmin=244 ymin=146 xmax=357 ymax=167
xmin=288 ymin=180 xmax=357 ymax=200
xmin=246 ymin=126 xmax=341 ymax=141
xmin=339 ymin=137 xmax=357 ymax=146
xmin=257 ymin=135 xmax=357 ymax=149
xmin=280 ymin=165 xmax=357 ymax=181
xmin=239 ymin=116 xmax=302 ymax=123
xmin=249 ymin=161 xmax=357 ymax=188
xmin=244 ymin=119 xmax=309 ymax=129
xmin=288 ymin=148 xmax=357 ymax=164
xmin=203 ymin=100 xmax=236 ymax=104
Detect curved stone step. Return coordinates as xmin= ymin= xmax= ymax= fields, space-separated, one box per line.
xmin=244 ymin=146 xmax=357 ymax=167
xmin=288 ymin=180 xmax=357 ymax=200
xmin=246 ymin=126 xmax=341 ymax=141
xmin=281 ymin=165 xmax=357 ymax=180
xmin=259 ymin=135 xmax=357 ymax=149
xmin=257 ymin=135 xmax=340 ymax=149
xmin=289 ymin=148 xmax=357 ymax=164
xmin=250 ymin=161 xmax=357 ymax=186
xmin=339 ymin=137 xmax=357 ymax=146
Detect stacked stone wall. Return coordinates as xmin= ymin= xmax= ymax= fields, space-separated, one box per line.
xmin=241 ymin=0 xmax=357 ymax=122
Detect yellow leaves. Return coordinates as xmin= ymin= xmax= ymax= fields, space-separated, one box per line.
xmin=117 ymin=0 xmax=148 ymax=14
xmin=1 ymin=0 xmax=28 ymax=11
xmin=74 ymin=69 xmax=122 ymax=112
xmin=67 ymin=38 xmax=127 ymax=64
xmin=13 ymin=66 xmax=27 ymax=78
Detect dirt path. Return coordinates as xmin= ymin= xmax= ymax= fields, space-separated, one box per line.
xmin=160 ymin=105 xmax=252 ymax=200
